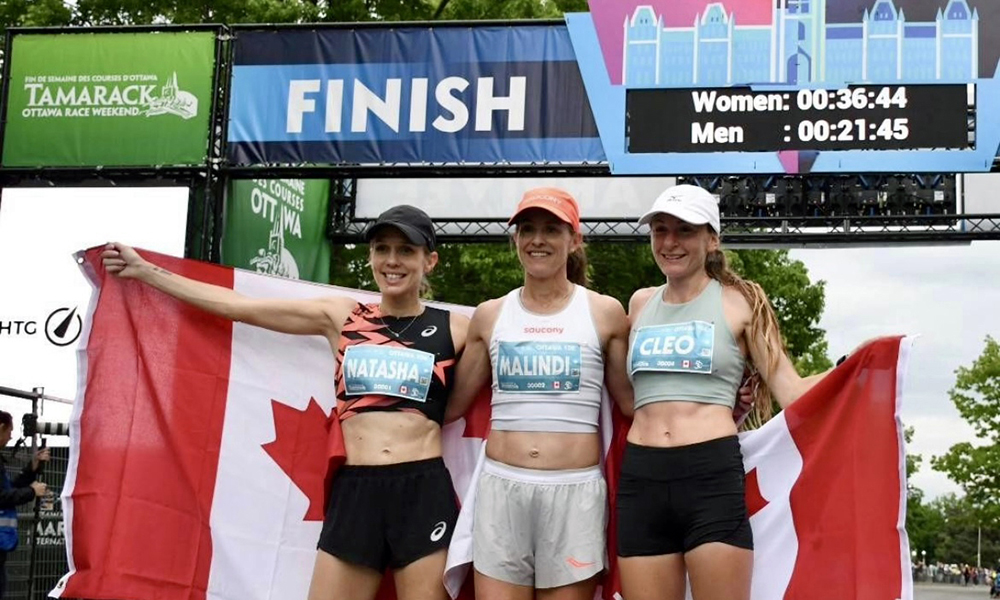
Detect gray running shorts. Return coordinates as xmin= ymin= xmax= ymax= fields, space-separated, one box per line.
xmin=472 ymin=458 xmax=607 ymax=589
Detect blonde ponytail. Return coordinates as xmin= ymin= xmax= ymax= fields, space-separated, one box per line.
xmin=706 ymin=249 xmax=783 ymax=427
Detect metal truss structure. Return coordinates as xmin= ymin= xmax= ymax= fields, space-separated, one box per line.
xmin=0 ymin=25 xmax=998 ymax=251
xmin=325 ymin=174 xmax=1000 ymax=246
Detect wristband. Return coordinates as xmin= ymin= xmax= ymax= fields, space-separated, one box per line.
xmin=836 ymin=354 xmax=848 ymax=366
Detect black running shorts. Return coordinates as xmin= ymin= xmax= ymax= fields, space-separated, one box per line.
xmin=616 ymin=436 xmax=753 ymax=556
xmin=318 ymin=457 xmax=459 ymax=571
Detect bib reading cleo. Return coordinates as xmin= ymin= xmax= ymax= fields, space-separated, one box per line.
xmin=496 ymin=341 xmax=582 ymax=393
xmin=342 ymin=345 xmax=435 ymax=402
xmin=629 ymin=321 xmax=715 ymax=375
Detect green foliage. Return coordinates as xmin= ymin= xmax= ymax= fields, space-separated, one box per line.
xmin=429 ymin=243 xmax=524 ymax=306
xmin=927 ymin=494 xmax=1000 ymax=567
xmin=726 ymin=249 xmax=831 ymax=374
xmin=907 ymin=494 xmax=945 ymax=563
xmin=931 ymin=336 xmax=1000 ymax=521
xmin=904 ymin=425 xmax=923 ymax=495
xmin=903 ymin=425 xmax=935 ymax=560
xmin=0 ymin=0 xmax=71 ymax=34
xmin=2 ymin=0 xmax=589 ymax=30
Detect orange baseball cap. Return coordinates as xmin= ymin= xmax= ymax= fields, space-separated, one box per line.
xmin=507 ymin=187 xmax=581 ymax=232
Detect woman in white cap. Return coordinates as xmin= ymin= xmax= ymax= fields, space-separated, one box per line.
xmin=102 ymin=205 xmax=466 ymax=600
xmin=617 ymin=184 xmax=834 ymax=600
xmin=445 ymin=187 xmax=634 ymax=600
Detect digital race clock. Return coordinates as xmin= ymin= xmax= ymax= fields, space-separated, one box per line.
xmin=626 ymin=84 xmax=972 ymax=153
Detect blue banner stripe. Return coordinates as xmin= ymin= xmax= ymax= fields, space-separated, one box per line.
xmin=234 ymin=26 xmax=580 ymax=66
xmin=226 ymin=26 xmax=603 ymax=166
xmin=227 ymin=138 xmax=606 ymax=166
xmin=228 ymin=61 xmax=599 ymax=143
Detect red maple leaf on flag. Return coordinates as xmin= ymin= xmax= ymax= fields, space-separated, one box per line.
xmin=745 ymin=467 xmax=770 ymax=518
xmin=262 ymin=398 xmax=330 ymax=521
xmin=461 ymin=386 xmax=493 ymax=439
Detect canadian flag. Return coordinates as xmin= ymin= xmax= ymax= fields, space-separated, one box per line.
xmin=599 ymin=337 xmax=914 ymax=600
xmin=54 ymin=249 xmax=912 ymax=600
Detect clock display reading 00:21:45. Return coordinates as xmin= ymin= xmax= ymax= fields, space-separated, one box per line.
xmin=626 ymin=84 xmax=973 ymax=153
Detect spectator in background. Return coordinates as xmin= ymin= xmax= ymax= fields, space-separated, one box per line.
xmin=0 ymin=410 xmax=48 ymax=597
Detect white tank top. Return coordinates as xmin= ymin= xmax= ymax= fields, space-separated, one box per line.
xmin=488 ymin=285 xmax=604 ymax=433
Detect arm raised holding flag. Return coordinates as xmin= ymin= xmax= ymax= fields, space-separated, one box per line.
xmin=100 ymin=203 xmax=470 ymax=600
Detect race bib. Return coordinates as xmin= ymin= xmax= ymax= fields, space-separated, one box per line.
xmin=496 ymin=341 xmax=581 ymax=393
xmin=342 ymin=345 xmax=435 ymax=402
xmin=629 ymin=321 xmax=714 ymax=375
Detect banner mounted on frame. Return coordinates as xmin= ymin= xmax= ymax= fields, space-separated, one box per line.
xmin=567 ymin=0 xmax=1000 ymax=175
xmin=226 ymin=25 xmax=606 ymax=168
xmin=3 ymin=5 xmax=999 ymax=176
xmin=1 ymin=31 xmax=216 ymax=168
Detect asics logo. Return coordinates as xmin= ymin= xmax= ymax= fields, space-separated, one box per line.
xmin=430 ymin=521 xmax=448 ymax=542
xmin=421 ymin=326 xmax=438 ymax=337
xmin=566 ymin=557 xmax=595 ymax=568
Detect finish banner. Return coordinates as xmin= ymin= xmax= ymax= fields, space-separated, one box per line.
xmin=221 ymin=179 xmax=332 ymax=284
xmin=227 ymin=26 xmax=605 ymax=167
xmin=2 ymin=31 xmax=216 ymax=168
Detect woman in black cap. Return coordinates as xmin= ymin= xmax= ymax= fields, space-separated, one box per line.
xmin=102 ymin=205 xmax=467 ymax=600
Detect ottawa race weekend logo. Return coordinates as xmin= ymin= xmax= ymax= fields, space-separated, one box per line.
xmin=20 ymin=71 xmax=199 ymax=120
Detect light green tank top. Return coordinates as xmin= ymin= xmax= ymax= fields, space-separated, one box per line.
xmin=628 ymin=279 xmax=745 ymax=410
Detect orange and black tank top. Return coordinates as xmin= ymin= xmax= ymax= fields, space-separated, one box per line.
xmin=335 ymin=303 xmax=456 ymax=426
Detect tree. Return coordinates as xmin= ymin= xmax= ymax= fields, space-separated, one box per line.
xmin=907 ymin=495 xmax=945 ymax=564
xmin=726 ymin=249 xmax=831 ymax=374
xmin=928 ymin=493 xmax=1000 ymax=567
xmin=902 ymin=425 xmax=941 ymax=562
xmin=1 ymin=0 xmax=590 ymax=31
xmin=931 ymin=336 xmax=1000 ymax=522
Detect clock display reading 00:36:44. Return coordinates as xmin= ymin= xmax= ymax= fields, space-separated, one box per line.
xmin=626 ymin=84 xmax=973 ymax=153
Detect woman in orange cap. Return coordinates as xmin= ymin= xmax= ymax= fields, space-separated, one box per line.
xmin=445 ymin=187 xmax=634 ymax=600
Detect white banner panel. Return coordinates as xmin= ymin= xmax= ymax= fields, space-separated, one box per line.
xmin=356 ymin=177 xmax=676 ymax=222
xmin=0 ymin=187 xmax=188 ymax=431
xmin=962 ymin=173 xmax=1000 ymax=232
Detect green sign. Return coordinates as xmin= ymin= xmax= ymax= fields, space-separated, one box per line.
xmin=222 ymin=179 xmax=332 ymax=284
xmin=2 ymin=32 xmax=215 ymax=167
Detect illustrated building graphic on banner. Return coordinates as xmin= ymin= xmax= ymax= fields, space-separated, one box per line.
xmin=623 ymin=0 xmax=978 ymax=86
xmin=145 ymin=72 xmax=199 ymax=120
xmin=221 ymin=179 xmax=332 ymax=284
xmin=249 ymin=212 xmax=300 ymax=279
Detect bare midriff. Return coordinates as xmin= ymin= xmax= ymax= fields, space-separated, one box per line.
xmin=341 ymin=411 xmax=443 ymax=465
xmin=627 ymin=401 xmax=737 ymax=447
xmin=486 ymin=430 xmax=601 ymax=470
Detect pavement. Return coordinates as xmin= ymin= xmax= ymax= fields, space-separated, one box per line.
xmin=915 ymin=582 xmax=994 ymax=599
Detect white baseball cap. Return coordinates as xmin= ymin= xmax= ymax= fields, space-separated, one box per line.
xmin=637 ymin=184 xmax=721 ymax=234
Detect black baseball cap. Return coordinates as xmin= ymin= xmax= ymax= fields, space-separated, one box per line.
xmin=364 ymin=205 xmax=437 ymax=251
